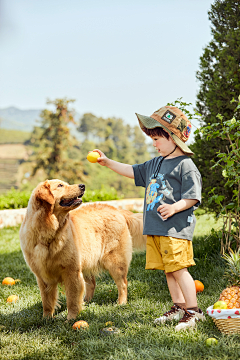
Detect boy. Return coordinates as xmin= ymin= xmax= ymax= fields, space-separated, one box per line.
xmin=93 ymin=105 xmax=205 ymax=331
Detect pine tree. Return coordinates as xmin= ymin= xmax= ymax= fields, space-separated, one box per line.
xmin=191 ymin=0 xmax=240 ymax=212
xmin=30 ymin=98 xmax=85 ymax=184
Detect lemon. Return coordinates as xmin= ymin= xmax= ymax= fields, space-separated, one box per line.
xmin=87 ymin=151 xmax=100 ymax=163
xmin=205 ymin=338 xmax=218 ymax=346
xmin=213 ymin=300 xmax=227 ymax=309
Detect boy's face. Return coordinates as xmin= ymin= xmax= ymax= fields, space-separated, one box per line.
xmin=150 ymin=135 xmax=176 ymax=157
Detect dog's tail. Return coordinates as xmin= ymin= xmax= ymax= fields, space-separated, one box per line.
xmin=120 ymin=210 xmax=146 ymax=251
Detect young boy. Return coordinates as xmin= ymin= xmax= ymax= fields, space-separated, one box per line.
xmin=93 ymin=105 xmax=205 ymax=331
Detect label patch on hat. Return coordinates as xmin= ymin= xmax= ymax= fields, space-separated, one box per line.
xmin=162 ymin=110 xmax=176 ymax=123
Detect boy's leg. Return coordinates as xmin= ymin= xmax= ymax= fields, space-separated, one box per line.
xmin=170 ymin=268 xmax=197 ymax=308
xmin=171 ymin=268 xmax=205 ymax=331
xmin=165 ymin=272 xmax=186 ymax=305
xmin=154 ymin=272 xmax=186 ymax=324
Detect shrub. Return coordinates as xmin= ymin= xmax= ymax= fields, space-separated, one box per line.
xmin=0 ymin=188 xmax=31 ymax=210
xmin=0 ymin=187 xmax=123 ymax=210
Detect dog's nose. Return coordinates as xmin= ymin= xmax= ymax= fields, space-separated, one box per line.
xmin=79 ymin=184 xmax=85 ymax=191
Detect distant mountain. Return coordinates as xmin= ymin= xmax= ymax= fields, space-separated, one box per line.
xmin=0 ymin=107 xmax=41 ymax=131
xmin=0 ymin=106 xmax=82 ymax=139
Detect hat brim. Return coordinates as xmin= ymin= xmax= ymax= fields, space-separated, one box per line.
xmin=136 ymin=113 xmax=194 ymax=155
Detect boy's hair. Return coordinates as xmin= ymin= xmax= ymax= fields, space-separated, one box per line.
xmin=141 ymin=125 xmax=170 ymax=139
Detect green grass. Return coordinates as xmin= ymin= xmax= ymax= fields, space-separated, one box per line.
xmin=0 ymin=129 xmax=30 ymax=144
xmin=0 ymin=222 xmax=239 ymax=360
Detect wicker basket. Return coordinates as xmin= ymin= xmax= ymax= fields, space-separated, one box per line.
xmin=207 ymin=305 xmax=240 ymax=334
xmin=213 ymin=318 xmax=240 ymax=334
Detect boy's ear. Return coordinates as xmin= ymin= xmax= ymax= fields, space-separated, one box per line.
xmin=36 ymin=180 xmax=55 ymax=205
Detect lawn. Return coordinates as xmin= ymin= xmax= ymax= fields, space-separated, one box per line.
xmin=0 ymin=216 xmax=239 ymax=360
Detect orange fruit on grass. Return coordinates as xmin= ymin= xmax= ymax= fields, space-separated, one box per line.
xmin=2 ymin=277 xmax=15 ymax=286
xmin=7 ymin=295 xmax=19 ymax=303
xmin=72 ymin=320 xmax=89 ymax=330
xmin=194 ymin=280 xmax=204 ymax=293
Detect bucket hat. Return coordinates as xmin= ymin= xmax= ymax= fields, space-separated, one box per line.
xmin=136 ymin=106 xmax=193 ymax=155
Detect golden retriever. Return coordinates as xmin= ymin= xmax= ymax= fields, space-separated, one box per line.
xmin=19 ymin=179 xmax=146 ymax=320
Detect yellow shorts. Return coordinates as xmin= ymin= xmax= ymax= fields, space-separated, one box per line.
xmin=146 ymin=235 xmax=196 ymax=273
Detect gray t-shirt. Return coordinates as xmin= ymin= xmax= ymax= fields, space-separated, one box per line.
xmin=132 ymin=155 xmax=201 ymax=241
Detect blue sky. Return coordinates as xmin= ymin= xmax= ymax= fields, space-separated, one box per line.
xmin=0 ymin=0 xmax=213 ymax=133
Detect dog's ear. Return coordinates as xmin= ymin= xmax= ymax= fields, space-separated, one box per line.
xmin=36 ymin=180 xmax=55 ymax=205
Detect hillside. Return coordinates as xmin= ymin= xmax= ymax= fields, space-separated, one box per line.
xmin=0 ymin=107 xmax=82 ymax=139
xmin=0 ymin=107 xmax=41 ymax=131
xmin=0 ymin=129 xmax=31 ymax=144
xmin=0 ymin=144 xmax=28 ymax=193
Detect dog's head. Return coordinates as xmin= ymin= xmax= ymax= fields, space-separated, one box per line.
xmin=33 ymin=179 xmax=85 ymax=213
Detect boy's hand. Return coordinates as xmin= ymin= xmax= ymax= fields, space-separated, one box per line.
xmin=92 ymin=149 xmax=109 ymax=166
xmin=157 ymin=199 xmax=198 ymax=220
xmin=157 ymin=204 xmax=176 ymax=220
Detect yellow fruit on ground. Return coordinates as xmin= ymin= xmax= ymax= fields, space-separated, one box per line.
xmin=2 ymin=277 xmax=15 ymax=286
xmin=205 ymin=338 xmax=218 ymax=346
xmin=87 ymin=151 xmax=100 ymax=163
xmin=72 ymin=320 xmax=89 ymax=330
xmin=105 ymin=321 xmax=114 ymax=326
xmin=7 ymin=295 xmax=19 ymax=303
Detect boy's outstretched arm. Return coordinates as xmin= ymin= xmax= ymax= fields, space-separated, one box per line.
xmin=92 ymin=149 xmax=134 ymax=179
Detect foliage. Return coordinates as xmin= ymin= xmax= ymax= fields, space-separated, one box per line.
xmin=82 ymin=187 xmax=124 ymax=202
xmin=0 ymin=187 xmax=123 ymax=210
xmin=195 ymin=97 xmax=240 ymax=252
xmin=28 ymin=98 xmax=85 ymax=184
xmin=167 ymin=98 xmax=202 ymax=124
xmin=77 ymin=113 xmax=150 ymax=197
xmin=0 ymin=129 xmax=30 ymax=144
xmin=191 ymin=0 xmax=240 ymax=211
xmin=222 ymin=248 xmax=240 ymax=286
xmin=0 ymin=188 xmax=31 ymax=209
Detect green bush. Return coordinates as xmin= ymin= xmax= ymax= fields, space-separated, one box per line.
xmin=0 ymin=187 xmax=123 ymax=210
xmin=82 ymin=187 xmax=124 ymax=202
xmin=0 ymin=188 xmax=31 ymax=209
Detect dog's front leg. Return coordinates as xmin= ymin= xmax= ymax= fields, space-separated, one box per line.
xmin=63 ymin=270 xmax=85 ymax=320
xmin=36 ymin=277 xmax=58 ymax=318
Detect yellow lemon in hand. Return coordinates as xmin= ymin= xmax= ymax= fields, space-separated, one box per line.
xmin=213 ymin=301 xmax=228 ymax=309
xmin=87 ymin=151 xmax=100 ymax=163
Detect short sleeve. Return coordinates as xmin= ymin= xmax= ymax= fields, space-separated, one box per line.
xmin=132 ymin=163 xmax=147 ymax=187
xmin=181 ymin=171 xmax=202 ymax=207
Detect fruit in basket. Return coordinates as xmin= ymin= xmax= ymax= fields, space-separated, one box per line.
xmin=213 ymin=301 xmax=227 ymax=309
xmin=218 ymin=249 xmax=240 ymax=309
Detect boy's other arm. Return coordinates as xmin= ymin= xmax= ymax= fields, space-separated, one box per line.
xmin=157 ymin=199 xmax=198 ymax=220
xmin=93 ymin=149 xmax=134 ymax=179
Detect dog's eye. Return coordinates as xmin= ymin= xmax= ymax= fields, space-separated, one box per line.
xmin=58 ymin=184 xmax=64 ymax=188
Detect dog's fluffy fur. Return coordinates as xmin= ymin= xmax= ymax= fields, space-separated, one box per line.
xmin=20 ymin=179 xmax=146 ymax=320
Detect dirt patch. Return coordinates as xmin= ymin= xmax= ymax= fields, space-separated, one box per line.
xmin=0 ymin=144 xmax=28 ymax=159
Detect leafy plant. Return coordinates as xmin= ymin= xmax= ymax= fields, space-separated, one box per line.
xmin=0 ymin=188 xmax=31 ymax=210
xmin=191 ymin=0 xmax=240 ymax=213
xmin=195 ymin=96 xmax=240 ymax=252
xmin=0 ymin=187 xmax=123 ymax=210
